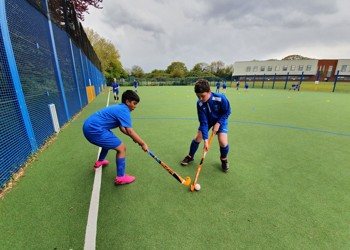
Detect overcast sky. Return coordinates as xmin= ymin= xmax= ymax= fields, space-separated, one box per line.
xmin=82 ymin=0 xmax=350 ymax=73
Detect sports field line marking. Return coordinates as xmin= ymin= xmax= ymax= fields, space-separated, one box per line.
xmin=134 ymin=117 xmax=350 ymax=137
xmin=84 ymin=89 xmax=111 ymax=250
xmin=232 ymin=120 xmax=350 ymax=137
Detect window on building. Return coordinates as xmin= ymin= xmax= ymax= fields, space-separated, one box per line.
xmin=341 ymin=65 xmax=347 ymax=72
xmin=253 ymin=66 xmax=258 ymax=72
xmin=267 ymin=66 xmax=272 ymax=71
xmin=260 ymin=66 xmax=265 ymax=71
xmin=290 ymin=65 xmax=296 ymax=71
xmin=306 ymin=65 xmax=312 ymax=71
xmin=246 ymin=66 xmax=251 ymax=72
xmin=298 ymin=65 xmax=304 ymax=71
xmin=327 ymin=66 xmax=333 ymax=77
xmin=275 ymin=65 xmax=280 ymax=71
xmin=282 ymin=65 xmax=288 ymax=71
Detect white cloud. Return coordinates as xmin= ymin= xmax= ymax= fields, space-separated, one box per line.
xmin=82 ymin=0 xmax=350 ymax=73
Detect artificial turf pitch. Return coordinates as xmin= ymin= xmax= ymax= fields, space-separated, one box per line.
xmin=0 ymin=86 xmax=350 ymax=249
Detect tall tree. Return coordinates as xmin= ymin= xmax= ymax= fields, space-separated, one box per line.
xmin=166 ymin=62 xmax=188 ymax=78
xmin=131 ymin=65 xmax=145 ymax=78
xmin=85 ymin=27 xmax=127 ymax=82
xmin=209 ymin=61 xmax=225 ymax=74
xmin=72 ymin=0 xmax=103 ymax=21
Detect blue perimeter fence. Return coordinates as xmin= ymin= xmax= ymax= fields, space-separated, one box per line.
xmin=0 ymin=0 xmax=105 ymax=188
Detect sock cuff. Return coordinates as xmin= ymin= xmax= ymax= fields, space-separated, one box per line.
xmin=192 ymin=139 xmax=200 ymax=145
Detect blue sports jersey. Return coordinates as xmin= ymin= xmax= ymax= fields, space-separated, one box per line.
xmin=84 ymin=104 xmax=132 ymax=132
xmin=197 ymin=92 xmax=231 ymax=140
xmin=112 ymin=82 xmax=119 ymax=93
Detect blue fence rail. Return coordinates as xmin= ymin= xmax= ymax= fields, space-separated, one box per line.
xmin=0 ymin=0 xmax=105 ymax=188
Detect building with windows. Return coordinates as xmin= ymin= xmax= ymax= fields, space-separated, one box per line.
xmin=335 ymin=59 xmax=350 ymax=81
xmin=233 ymin=59 xmax=350 ymax=82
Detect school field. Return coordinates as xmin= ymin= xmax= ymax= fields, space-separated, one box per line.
xmin=0 ymin=86 xmax=350 ymax=249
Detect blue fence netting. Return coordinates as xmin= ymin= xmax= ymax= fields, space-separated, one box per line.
xmin=0 ymin=0 xmax=105 ymax=188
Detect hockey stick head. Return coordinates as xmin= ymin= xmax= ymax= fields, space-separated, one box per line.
xmin=190 ymin=184 xmax=195 ymax=191
xmin=183 ymin=177 xmax=191 ymax=186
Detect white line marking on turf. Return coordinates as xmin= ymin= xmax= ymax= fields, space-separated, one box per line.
xmin=84 ymin=88 xmax=111 ymax=250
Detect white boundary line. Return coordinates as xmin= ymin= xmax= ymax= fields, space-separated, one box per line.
xmin=84 ymin=89 xmax=111 ymax=250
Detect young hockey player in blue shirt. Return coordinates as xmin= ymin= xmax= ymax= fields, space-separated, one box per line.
xmin=181 ymin=79 xmax=231 ymax=172
xmin=83 ymin=90 xmax=148 ymax=185
xmin=111 ymin=78 xmax=120 ymax=102
xmin=216 ymin=81 xmax=221 ymax=93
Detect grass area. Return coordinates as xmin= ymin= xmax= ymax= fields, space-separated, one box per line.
xmin=136 ymin=80 xmax=350 ymax=93
xmin=1 ymin=86 xmax=350 ymax=249
xmin=236 ymin=81 xmax=350 ymax=93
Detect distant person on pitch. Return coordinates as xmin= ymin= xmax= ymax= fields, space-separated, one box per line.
xmin=111 ymin=78 xmax=120 ymax=103
xmin=216 ymin=81 xmax=221 ymax=93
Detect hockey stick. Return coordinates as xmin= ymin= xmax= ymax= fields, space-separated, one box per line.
xmin=190 ymin=133 xmax=214 ymax=191
xmin=148 ymin=151 xmax=191 ymax=186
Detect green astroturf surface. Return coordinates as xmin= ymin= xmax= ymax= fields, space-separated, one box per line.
xmin=1 ymin=86 xmax=350 ymax=249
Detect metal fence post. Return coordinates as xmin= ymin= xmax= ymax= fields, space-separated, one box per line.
xmin=262 ymin=74 xmax=265 ymax=88
xmin=69 ymin=39 xmax=83 ymax=109
xmin=272 ymin=73 xmax=276 ymax=89
xmin=284 ymin=72 xmax=289 ymax=89
xmin=45 ymin=0 xmax=70 ymax=121
xmin=333 ymin=70 xmax=339 ymax=92
xmin=0 ymin=1 xmax=38 ymax=152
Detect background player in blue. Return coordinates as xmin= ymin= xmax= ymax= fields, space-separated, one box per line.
xmin=216 ymin=81 xmax=221 ymax=93
xmin=83 ymin=90 xmax=148 ymax=185
xmin=181 ymin=79 xmax=231 ymax=172
xmin=133 ymin=79 xmax=138 ymax=92
xmin=244 ymin=82 xmax=249 ymax=92
xmin=111 ymin=78 xmax=119 ymax=103
xmin=222 ymin=81 xmax=227 ymax=94
xmin=236 ymin=81 xmax=240 ymax=90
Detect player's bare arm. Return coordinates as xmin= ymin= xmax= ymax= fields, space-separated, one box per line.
xmin=125 ymin=127 xmax=148 ymax=151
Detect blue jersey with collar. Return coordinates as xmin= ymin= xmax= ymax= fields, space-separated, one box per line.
xmin=112 ymin=82 xmax=119 ymax=93
xmin=83 ymin=103 xmax=132 ymax=133
xmin=197 ymin=92 xmax=231 ymax=140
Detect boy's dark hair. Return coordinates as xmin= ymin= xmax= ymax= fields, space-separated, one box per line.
xmin=194 ymin=79 xmax=211 ymax=93
xmin=122 ymin=90 xmax=140 ymax=103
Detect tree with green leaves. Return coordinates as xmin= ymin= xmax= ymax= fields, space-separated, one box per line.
xmin=131 ymin=65 xmax=145 ymax=78
xmin=145 ymin=69 xmax=169 ymax=79
xmin=85 ymin=27 xmax=127 ymax=83
xmin=166 ymin=62 xmax=188 ymax=78
xmin=187 ymin=62 xmax=212 ymax=77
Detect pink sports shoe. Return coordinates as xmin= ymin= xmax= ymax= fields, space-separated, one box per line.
xmin=115 ymin=174 xmax=136 ymax=185
xmin=94 ymin=159 xmax=109 ymax=168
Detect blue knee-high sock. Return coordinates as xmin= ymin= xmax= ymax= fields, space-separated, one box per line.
xmin=116 ymin=157 xmax=126 ymax=177
xmin=189 ymin=140 xmax=200 ymax=158
xmin=98 ymin=148 xmax=109 ymax=161
xmin=220 ymin=145 xmax=230 ymax=159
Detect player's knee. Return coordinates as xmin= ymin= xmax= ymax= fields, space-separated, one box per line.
xmin=218 ymin=135 xmax=228 ymax=147
xmin=194 ymin=132 xmax=203 ymax=142
xmin=115 ymin=143 xmax=126 ymax=153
